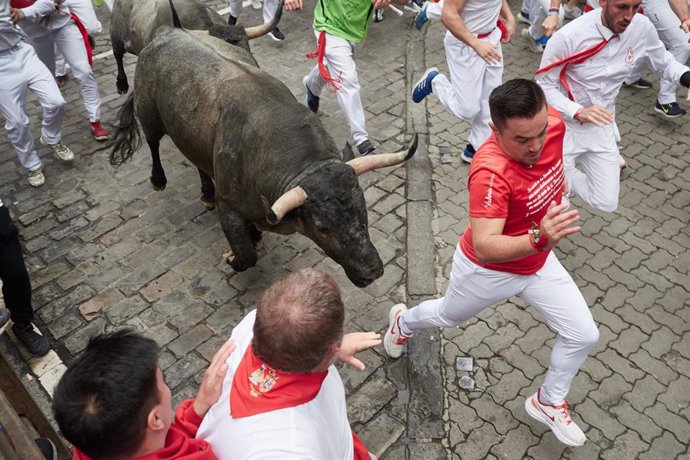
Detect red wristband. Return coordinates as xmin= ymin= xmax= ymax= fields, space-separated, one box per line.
xmin=528 ymin=232 xmax=548 ymax=252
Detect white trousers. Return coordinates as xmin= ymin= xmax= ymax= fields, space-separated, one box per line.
xmin=28 ymin=22 xmax=101 ymax=122
xmin=431 ymin=29 xmax=503 ymax=149
xmin=305 ymin=31 xmax=368 ymax=146
xmin=425 ymin=0 xmax=442 ymax=21
xmin=228 ymin=0 xmax=281 ymax=24
xmin=563 ymin=121 xmax=620 ymax=212
xmin=0 ymin=42 xmax=65 ymax=172
xmin=399 ymin=246 xmax=598 ymax=406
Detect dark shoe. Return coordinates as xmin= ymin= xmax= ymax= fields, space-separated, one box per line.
xmin=227 ymin=14 xmax=237 ymax=25
xmin=0 ymin=309 xmax=9 ymax=334
xmin=356 ymin=140 xmax=376 ymax=156
xmin=373 ymin=8 xmax=383 ymax=22
xmin=461 ymin=144 xmax=475 ymax=163
xmin=12 ymin=324 xmax=50 ymax=357
xmin=35 ymin=438 xmax=57 ymax=460
xmin=411 ymin=67 xmax=438 ymax=103
xmin=55 ymin=75 xmax=68 ymax=88
xmin=624 ymin=78 xmax=652 ymax=89
xmin=268 ymin=27 xmax=285 ymax=41
xmin=516 ymin=10 xmax=530 ymax=24
xmin=654 ymin=101 xmax=686 ymax=118
xmin=302 ymin=76 xmax=320 ymax=113
xmin=414 ymin=2 xmax=429 ymax=30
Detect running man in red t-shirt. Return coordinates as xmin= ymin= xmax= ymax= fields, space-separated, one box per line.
xmin=384 ymin=79 xmax=599 ymax=448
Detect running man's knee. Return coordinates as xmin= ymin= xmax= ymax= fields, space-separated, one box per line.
xmin=569 ymin=322 xmax=599 ymax=349
xmin=44 ymin=94 xmax=66 ymax=113
xmin=590 ymin=195 xmax=618 ymax=213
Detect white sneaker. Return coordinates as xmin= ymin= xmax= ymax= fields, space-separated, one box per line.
xmin=384 ymin=304 xmax=411 ymax=358
xmin=525 ymin=389 xmax=587 ymax=447
xmin=251 ymin=0 xmax=262 ymax=9
xmin=521 ymin=28 xmax=543 ymax=54
xmin=563 ymin=5 xmax=582 ymax=19
xmin=40 ymin=136 xmax=74 ymax=161
xmin=27 ymin=169 xmax=45 ymax=187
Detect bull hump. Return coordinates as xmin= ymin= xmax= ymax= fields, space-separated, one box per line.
xmin=184 ymin=30 xmax=257 ymax=65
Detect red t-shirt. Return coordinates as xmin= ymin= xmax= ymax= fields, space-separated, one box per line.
xmin=460 ymin=107 xmax=566 ymax=275
xmin=73 ymin=400 xmax=216 ymax=460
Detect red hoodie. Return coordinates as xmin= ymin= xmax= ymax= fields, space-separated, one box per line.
xmin=73 ymin=400 xmax=216 ymax=460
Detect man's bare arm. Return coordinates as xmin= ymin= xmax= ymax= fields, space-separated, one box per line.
xmin=669 ymin=0 xmax=690 ymax=31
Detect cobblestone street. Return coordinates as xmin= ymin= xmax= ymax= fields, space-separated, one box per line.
xmin=0 ymin=0 xmax=688 ymax=458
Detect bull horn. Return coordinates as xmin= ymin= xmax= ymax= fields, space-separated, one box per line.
xmin=262 ymin=186 xmax=307 ymax=225
xmin=346 ymin=134 xmax=419 ymax=176
xmin=245 ymin=0 xmax=284 ymax=39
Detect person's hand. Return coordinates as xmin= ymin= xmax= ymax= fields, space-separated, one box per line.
xmin=681 ymin=17 xmax=690 ymax=32
xmin=193 ymin=339 xmax=236 ymax=417
xmin=284 ymin=0 xmax=303 ymax=10
xmin=472 ymin=40 xmax=502 ymax=64
xmin=501 ymin=16 xmax=515 ymax=43
xmin=336 ymin=332 xmax=381 ymax=370
xmin=576 ymin=105 xmax=614 ymax=126
xmin=541 ymin=14 xmax=559 ymax=37
xmin=372 ymin=0 xmax=390 ymax=10
xmin=10 ymin=8 xmax=24 ymax=24
xmin=539 ymin=201 xmax=580 ymax=249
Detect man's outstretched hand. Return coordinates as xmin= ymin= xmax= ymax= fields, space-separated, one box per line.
xmin=194 ymin=339 xmax=236 ymax=417
xmin=337 ymin=332 xmax=381 ymax=370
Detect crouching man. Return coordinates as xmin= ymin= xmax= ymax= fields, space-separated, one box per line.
xmin=198 ymin=269 xmax=381 ymax=459
xmin=52 ymin=330 xmax=235 ymax=459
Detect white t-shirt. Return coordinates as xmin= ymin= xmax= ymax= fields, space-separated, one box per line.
xmin=197 ymin=310 xmax=355 ymax=460
xmin=460 ymin=0 xmax=502 ymax=35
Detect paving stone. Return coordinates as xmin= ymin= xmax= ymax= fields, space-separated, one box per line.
xmin=140 ymin=271 xmax=185 ymax=302
xmin=644 ymin=404 xmax=690 ymax=444
xmin=356 ymin=412 xmax=405 ymax=459
xmin=78 ymin=287 xmax=125 ymax=320
xmin=452 ymin=422 xmax=499 ymax=460
xmin=64 ymin=317 xmax=109 ymax=355
xmin=347 ymin=377 xmax=397 ymax=425
xmin=167 ymin=324 xmax=213 ymax=359
xmin=639 ymin=431 xmax=686 ymax=460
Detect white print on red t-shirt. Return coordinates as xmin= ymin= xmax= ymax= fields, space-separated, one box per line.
xmin=525 ymin=159 xmax=564 ymax=217
xmin=483 ymin=173 xmax=496 ymax=208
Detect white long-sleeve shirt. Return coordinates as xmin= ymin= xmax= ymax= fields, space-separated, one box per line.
xmin=18 ymin=0 xmax=71 ymax=38
xmin=537 ymin=9 xmax=689 ymax=120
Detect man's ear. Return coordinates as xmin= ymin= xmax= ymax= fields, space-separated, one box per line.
xmin=147 ymin=405 xmax=166 ymax=432
xmin=489 ymin=121 xmax=499 ymax=137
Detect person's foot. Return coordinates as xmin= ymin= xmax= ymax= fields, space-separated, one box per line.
xmin=521 ymin=28 xmax=544 ymax=54
xmin=412 ymin=67 xmax=438 ymax=103
xmin=563 ymin=5 xmax=582 ymax=19
xmin=461 ymin=144 xmax=475 ymax=163
xmin=525 ymin=389 xmax=586 ymax=447
xmin=655 ymin=101 xmax=686 ymax=118
xmin=27 ymin=169 xmax=45 ymax=187
xmin=384 ymin=303 xmax=410 ymax=358
xmin=356 ymin=140 xmax=376 ymax=156
xmin=12 ymin=323 xmax=51 ymax=357
xmin=227 ymin=14 xmax=238 ymax=25
xmin=373 ymin=8 xmax=383 ymax=22
xmin=624 ymin=78 xmax=652 ymax=89
xmin=0 ymin=309 xmax=10 ymax=334
xmin=55 ymin=75 xmax=68 ymax=88
xmin=251 ymin=0 xmax=262 ymax=9
xmin=268 ymin=27 xmax=285 ymax=41
xmin=414 ymin=2 xmax=429 ymax=30
xmin=35 ymin=437 xmax=58 ymax=460
xmin=516 ymin=10 xmax=530 ymax=24
xmin=303 ymin=76 xmax=320 ymax=114
xmin=90 ymin=121 xmax=109 ymax=141
xmin=40 ymin=136 xmax=74 ymax=161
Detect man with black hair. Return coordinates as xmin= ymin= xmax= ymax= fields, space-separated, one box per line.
xmin=52 ymin=330 xmax=235 ymax=460
xmin=385 ymin=79 xmax=599 ymax=447
xmin=198 ymin=269 xmax=381 ymax=459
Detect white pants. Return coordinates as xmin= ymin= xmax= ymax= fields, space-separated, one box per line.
xmin=399 ymin=246 xmax=598 ymax=406
xmin=425 ymin=0 xmax=442 ymax=21
xmin=431 ymin=29 xmax=503 ymax=149
xmin=564 ymin=121 xmax=620 ymax=212
xmin=28 ymin=22 xmax=101 ymax=122
xmin=228 ymin=0 xmax=280 ymax=24
xmin=0 ymin=42 xmax=65 ymax=172
xmin=305 ymin=31 xmax=368 ymax=146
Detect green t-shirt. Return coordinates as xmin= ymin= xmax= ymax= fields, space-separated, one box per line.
xmin=313 ymin=0 xmax=374 ymax=43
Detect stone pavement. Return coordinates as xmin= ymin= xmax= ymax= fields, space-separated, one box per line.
xmin=0 ymin=0 xmax=688 ymax=458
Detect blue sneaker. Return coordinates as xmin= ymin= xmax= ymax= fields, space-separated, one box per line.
xmin=538 ymin=35 xmax=548 ymax=45
xmin=516 ymin=10 xmax=530 ymax=24
xmin=412 ymin=67 xmax=438 ymax=103
xmin=414 ymin=2 xmax=429 ymax=30
xmin=461 ymin=144 xmax=475 ymax=163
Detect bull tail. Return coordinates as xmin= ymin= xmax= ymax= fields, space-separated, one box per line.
xmin=108 ymin=93 xmax=141 ymax=166
xmin=168 ymin=0 xmax=183 ymax=28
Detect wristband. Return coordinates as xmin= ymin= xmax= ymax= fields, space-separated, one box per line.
xmin=548 ymin=8 xmax=559 ymax=16
xmin=529 ymin=222 xmax=549 ymax=252
xmin=574 ymin=108 xmax=583 ymax=121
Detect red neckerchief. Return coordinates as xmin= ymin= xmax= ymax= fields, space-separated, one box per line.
xmin=305 ymin=30 xmax=343 ymax=93
xmin=230 ymin=344 xmax=328 ymax=418
xmin=10 ymin=0 xmax=92 ymax=65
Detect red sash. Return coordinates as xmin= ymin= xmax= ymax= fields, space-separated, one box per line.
xmin=478 ymin=20 xmax=506 ymax=41
xmin=306 ymin=30 xmax=343 ymax=92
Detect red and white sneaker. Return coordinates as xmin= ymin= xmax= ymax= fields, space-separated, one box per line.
xmin=90 ymin=121 xmax=108 ymax=141
xmin=384 ymin=303 xmax=411 ymax=358
xmin=525 ymin=389 xmax=587 ymax=447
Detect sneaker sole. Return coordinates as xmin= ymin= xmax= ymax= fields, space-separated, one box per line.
xmin=384 ymin=304 xmax=408 ymax=358
xmin=268 ymin=34 xmax=284 ymax=42
xmin=460 ymin=153 xmax=473 ymax=164
xmin=303 ymin=76 xmax=319 ymax=113
xmin=654 ymin=107 xmax=685 ymax=118
xmin=524 ymin=397 xmax=585 ymax=447
xmin=411 ymin=67 xmax=438 ymax=102
xmin=516 ymin=13 xmax=530 ymax=24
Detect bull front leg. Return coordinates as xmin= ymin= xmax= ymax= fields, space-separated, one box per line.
xmin=112 ymin=41 xmax=129 ymax=94
xmin=148 ymin=138 xmax=167 ymax=191
xmin=217 ymin=203 xmax=258 ymax=272
xmin=198 ymin=169 xmax=215 ymax=210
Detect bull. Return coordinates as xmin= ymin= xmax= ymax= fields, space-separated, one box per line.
xmin=109 ymin=12 xmax=417 ymax=288
xmin=110 ymin=0 xmax=277 ymax=94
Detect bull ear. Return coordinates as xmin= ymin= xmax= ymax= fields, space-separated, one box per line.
xmin=261 ymin=196 xmax=280 ymax=226
xmin=341 ymin=142 xmax=354 ymax=162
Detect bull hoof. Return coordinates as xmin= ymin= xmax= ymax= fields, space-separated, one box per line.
xmin=150 ymin=176 xmax=167 ymax=191
xmin=229 ymin=258 xmax=249 ymax=272
xmin=222 ymin=249 xmax=233 ymax=263
xmin=116 ymin=79 xmax=129 ymax=95
xmin=200 ymin=197 xmax=216 ymax=210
